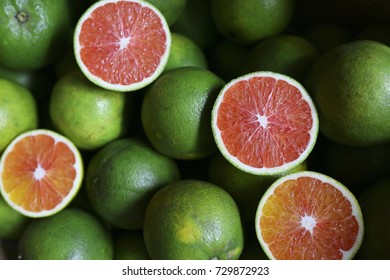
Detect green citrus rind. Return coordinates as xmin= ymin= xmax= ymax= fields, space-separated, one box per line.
xmin=0 ymin=129 xmax=83 ymax=218
xmin=73 ymin=0 xmax=171 ymax=92
xmin=255 ymin=171 xmax=364 ymax=260
xmin=211 ymin=71 xmax=319 ymax=176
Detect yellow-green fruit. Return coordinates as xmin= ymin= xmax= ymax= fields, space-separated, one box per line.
xmin=0 ymin=197 xmax=30 ymax=241
xmin=144 ymin=0 xmax=187 ymax=26
xmin=144 ymin=179 xmax=244 ymax=260
xmin=86 ymin=138 xmax=180 ymax=230
xmin=357 ymin=177 xmax=390 ymax=259
xmin=17 ymin=208 xmax=113 ymax=260
xmin=305 ymin=40 xmax=390 ymax=146
xmin=0 ymin=78 xmax=38 ymax=153
xmin=164 ymin=33 xmax=208 ymax=73
xmin=49 ymin=71 xmax=133 ymax=150
xmin=211 ymin=0 xmax=295 ymax=45
xmin=245 ymin=34 xmax=320 ymax=82
xmin=141 ymin=67 xmax=225 ymax=160
xmin=0 ymin=0 xmax=71 ymax=70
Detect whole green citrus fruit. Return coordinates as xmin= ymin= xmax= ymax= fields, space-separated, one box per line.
xmin=143 ymin=179 xmax=244 ymax=259
xmin=0 ymin=0 xmax=71 ymax=70
xmin=86 ymin=137 xmax=180 ymax=230
xmin=141 ymin=67 xmax=225 ymax=160
xmin=17 ymin=208 xmax=113 ymax=260
xmin=49 ymin=71 xmax=133 ymax=150
xmin=0 ymin=196 xmax=30 ymax=241
xmin=305 ymin=40 xmax=390 ymax=146
xmin=211 ymin=0 xmax=294 ymax=45
xmin=0 ymin=78 xmax=38 ymax=153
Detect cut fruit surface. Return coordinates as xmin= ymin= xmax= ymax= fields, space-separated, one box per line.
xmin=74 ymin=0 xmax=171 ymax=92
xmin=0 ymin=129 xmax=83 ymax=218
xmin=255 ymin=171 xmax=364 ymax=260
xmin=212 ymin=71 xmax=318 ymax=175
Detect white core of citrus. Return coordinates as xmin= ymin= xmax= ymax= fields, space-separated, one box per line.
xmin=33 ymin=164 xmax=46 ymax=181
xmin=300 ymin=214 xmax=316 ymax=235
xmin=255 ymin=171 xmax=365 ymax=260
xmin=212 ymin=71 xmax=319 ymax=176
xmin=119 ymin=37 xmax=131 ymax=50
xmin=0 ymin=129 xmax=83 ymax=218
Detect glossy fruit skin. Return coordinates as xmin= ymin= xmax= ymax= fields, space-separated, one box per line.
xmin=85 ymin=138 xmax=180 ymax=230
xmin=143 ymin=179 xmax=244 ymax=260
xmin=49 ymin=71 xmax=133 ymax=150
xmin=211 ymin=0 xmax=294 ymax=45
xmin=305 ymin=40 xmax=390 ymax=146
xmin=0 ymin=0 xmax=71 ymax=70
xmin=17 ymin=208 xmax=113 ymax=260
xmin=141 ymin=67 xmax=225 ymax=160
xmin=0 ymin=78 xmax=38 ymax=153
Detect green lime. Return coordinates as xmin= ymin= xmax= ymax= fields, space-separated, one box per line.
xmin=86 ymin=137 xmax=180 ymax=230
xmin=210 ymin=0 xmax=295 ymax=45
xmin=0 ymin=0 xmax=71 ymax=70
xmin=114 ymin=230 xmax=151 ymax=260
xmin=49 ymin=70 xmax=133 ymax=150
xmin=164 ymin=33 xmax=208 ymax=73
xmin=18 ymin=208 xmax=113 ymax=260
xmin=245 ymin=34 xmax=320 ymax=82
xmin=0 ymin=78 xmax=38 ymax=153
xmin=357 ymin=177 xmax=390 ymax=259
xmin=0 ymin=196 xmax=30 ymax=241
xmin=141 ymin=67 xmax=225 ymax=160
xmin=305 ymin=40 xmax=390 ymax=146
xmin=171 ymin=0 xmax=221 ymax=50
xmin=144 ymin=0 xmax=187 ymax=26
xmin=144 ymin=179 xmax=244 ymax=259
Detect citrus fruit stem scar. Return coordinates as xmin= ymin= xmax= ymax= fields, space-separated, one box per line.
xmin=15 ymin=11 xmax=28 ymax=24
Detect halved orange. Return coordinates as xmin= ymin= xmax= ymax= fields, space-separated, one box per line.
xmin=255 ymin=171 xmax=364 ymax=260
xmin=211 ymin=71 xmax=318 ymax=175
xmin=0 ymin=129 xmax=83 ymax=218
xmin=74 ymin=0 xmax=171 ymax=92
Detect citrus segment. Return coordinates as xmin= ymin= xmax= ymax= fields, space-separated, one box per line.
xmin=212 ymin=72 xmax=318 ymax=175
xmin=74 ymin=0 xmax=171 ymax=91
xmin=0 ymin=129 xmax=83 ymax=218
xmin=255 ymin=171 xmax=364 ymax=260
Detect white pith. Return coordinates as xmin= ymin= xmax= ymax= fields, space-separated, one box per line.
xmin=211 ymin=71 xmax=319 ymax=175
xmin=254 ymin=171 xmax=365 ymax=260
xmin=73 ymin=0 xmax=171 ymax=92
xmin=0 ymin=129 xmax=83 ymax=218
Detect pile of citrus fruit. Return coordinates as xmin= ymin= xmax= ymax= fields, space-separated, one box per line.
xmin=0 ymin=0 xmax=389 ymax=260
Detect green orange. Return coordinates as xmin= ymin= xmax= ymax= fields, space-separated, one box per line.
xmin=18 ymin=208 xmax=113 ymax=260
xmin=0 ymin=0 xmax=71 ymax=70
xmin=141 ymin=67 xmax=225 ymax=160
xmin=86 ymin=137 xmax=180 ymax=230
xmin=143 ymin=179 xmax=244 ymax=260
xmin=0 ymin=78 xmax=38 ymax=153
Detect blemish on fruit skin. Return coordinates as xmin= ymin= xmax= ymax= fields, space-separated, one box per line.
xmin=176 ymin=218 xmax=201 ymax=244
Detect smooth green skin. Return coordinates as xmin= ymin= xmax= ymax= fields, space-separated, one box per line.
xmin=245 ymin=34 xmax=320 ymax=83
xmin=357 ymin=177 xmax=390 ymax=259
xmin=86 ymin=138 xmax=180 ymax=230
xmin=0 ymin=78 xmax=38 ymax=153
xmin=0 ymin=197 xmax=30 ymax=240
xmin=0 ymin=0 xmax=71 ymax=70
xmin=305 ymin=40 xmax=390 ymax=146
xmin=49 ymin=71 xmax=133 ymax=150
xmin=208 ymin=153 xmax=307 ymax=225
xmin=114 ymin=230 xmax=151 ymax=260
xmin=164 ymin=33 xmax=208 ymax=73
xmin=143 ymin=180 xmax=244 ymax=260
xmin=141 ymin=67 xmax=225 ymax=160
xmin=171 ymin=0 xmax=221 ymax=50
xmin=210 ymin=0 xmax=294 ymax=45
xmin=18 ymin=208 xmax=113 ymax=260
xmin=145 ymin=0 xmax=187 ymax=26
